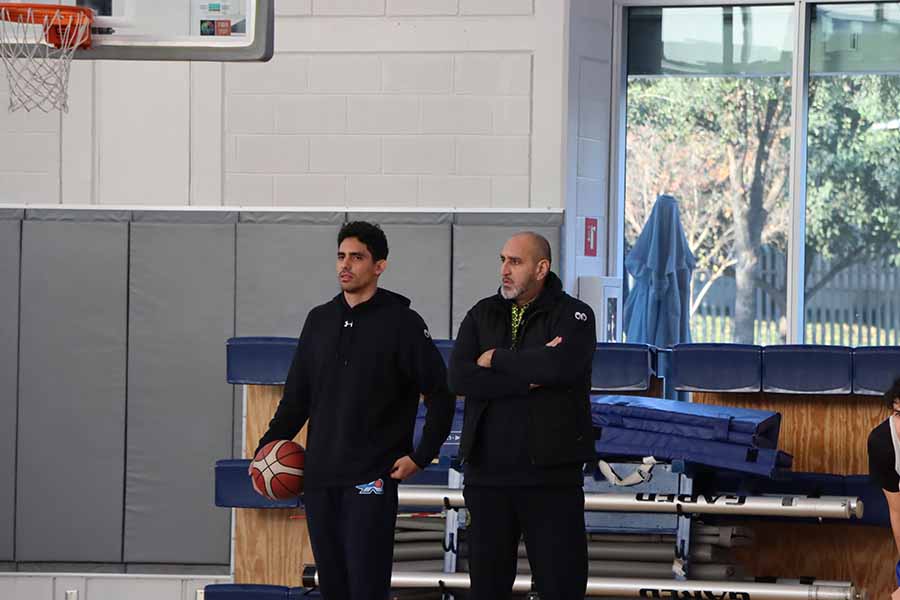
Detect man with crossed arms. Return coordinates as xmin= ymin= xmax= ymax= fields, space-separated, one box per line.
xmin=450 ymin=231 xmax=597 ymax=600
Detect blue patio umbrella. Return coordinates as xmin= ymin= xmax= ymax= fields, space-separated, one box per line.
xmin=624 ymin=194 xmax=696 ymax=347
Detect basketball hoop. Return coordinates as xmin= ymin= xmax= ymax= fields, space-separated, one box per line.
xmin=0 ymin=4 xmax=94 ymax=113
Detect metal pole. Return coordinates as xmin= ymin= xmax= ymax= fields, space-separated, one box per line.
xmin=674 ymin=474 xmax=693 ymax=579
xmin=396 ymin=518 xmax=445 ymax=532
xmin=301 ymin=568 xmax=861 ymax=600
xmin=392 ymin=560 xmax=449 ymax=572
xmin=456 ymin=541 xmax=722 ymax=563
xmin=457 ymin=559 xmax=740 ymax=580
xmin=395 ymin=531 xmax=445 ymax=542
xmin=397 ymin=486 xmax=864 ymax=519
xmin=443 ymin=467 xmax=462 ymax=574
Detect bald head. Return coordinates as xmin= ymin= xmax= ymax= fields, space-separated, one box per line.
xmin=510 ymin=231 xmax=552 ymax=265
xmin=499 ymin=232 xmax=552 ymax=305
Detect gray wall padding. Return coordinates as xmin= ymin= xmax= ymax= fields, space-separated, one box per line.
xmin=125 ymin=223 xmax=235 ymax=564
xmin=2 ymin=208 xmax=564 ymax=567
xmin=0 ymin=220 xmax=20 ymax=561
xmin=453 ymin=212 xmax=563 ymax=227
xmin=349 ymin=213 xmax=452 ymax=339
xmin=239 ymin=211 xmax=344 ymax=225
xmin=24 ymin=209 xmax=131 ymax=222
xmin=451 ymin=224 xmax=561 ymax=336
xmin=16 ymin=221 xmax=128 ymax=562
xmin=131 ymin=211 xmax=237 ymax=224
xmin=236 ymin=223 xmax=342 ymax=337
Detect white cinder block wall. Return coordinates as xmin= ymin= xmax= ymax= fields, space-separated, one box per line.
xmin=0 ymin=0 xmax=575 ymax=210
xmin=0 ymin=3 xmax=617 ymax=598
xmin=0 ymin=91 xmax=61 ymax=204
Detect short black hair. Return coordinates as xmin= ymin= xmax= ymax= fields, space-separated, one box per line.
xmin=338 ymin=221 xmax=389 ymax=262
xmin=886 ymin=377 xmax=900 ymax=411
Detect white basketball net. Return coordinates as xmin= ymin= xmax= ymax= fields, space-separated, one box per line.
xmin=0 ymin=7 xmax=91 ymax=113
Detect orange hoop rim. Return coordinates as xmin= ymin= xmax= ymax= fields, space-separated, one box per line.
xmin=0 ymin=4 xmax=94 ymax=49
xmin=0 ymin=4 xmax=94 ymax=27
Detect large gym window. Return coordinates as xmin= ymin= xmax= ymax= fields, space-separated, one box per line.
xmin=623 ymin=5 xmax=795 ymax=344
xmin=804 ymin=3 xmax=900 ymax=345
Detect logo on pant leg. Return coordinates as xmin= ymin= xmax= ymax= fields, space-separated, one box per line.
xmin=355 ymin=479 xmax=385 ymax=495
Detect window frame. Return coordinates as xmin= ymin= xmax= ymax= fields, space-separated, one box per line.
xmin=608 ymin=0 xmax=890 ymax=344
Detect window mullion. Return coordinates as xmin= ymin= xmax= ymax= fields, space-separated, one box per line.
xmin=786 ymin=0 xmax=811 ymax=344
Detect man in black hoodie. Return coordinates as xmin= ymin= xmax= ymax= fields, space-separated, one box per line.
xmin=450 ymin=232 xmax=595 ymax=600
xmin=253 ymin=221 xmax=455 ymax=600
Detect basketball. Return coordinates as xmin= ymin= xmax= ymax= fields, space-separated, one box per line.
xmin=250 ymin=440 xmax=305 ymax=500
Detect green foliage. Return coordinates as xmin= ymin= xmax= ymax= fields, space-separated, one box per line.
xmin=807 ymin=75 xmax=900 ymax=269
xmin=627 ymin=73 xmax=900 ymax=303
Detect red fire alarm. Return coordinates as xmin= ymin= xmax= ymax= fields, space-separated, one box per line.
xmin=584 ymin=217 xmax=598 ymax=257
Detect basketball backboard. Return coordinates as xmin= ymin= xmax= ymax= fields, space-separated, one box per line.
xmin=1 ymin=0 xmax=273 ymax=62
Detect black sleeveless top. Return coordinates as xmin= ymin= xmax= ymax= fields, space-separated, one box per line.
xmin=868 ymin=418 xmax=900 ymax=492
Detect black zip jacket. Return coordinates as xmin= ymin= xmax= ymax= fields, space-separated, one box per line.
xmin=449 ymin=272 xmax=597 ymax=480
xmin=255 ymin=288 xmax=455 ymax=489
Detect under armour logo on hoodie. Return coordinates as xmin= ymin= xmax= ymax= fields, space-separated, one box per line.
xmin=344 ymin=321 xmax=354 ymax=328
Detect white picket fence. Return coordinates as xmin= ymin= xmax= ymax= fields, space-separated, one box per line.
xmin=692 ymin=247 xmax=899 ymax=345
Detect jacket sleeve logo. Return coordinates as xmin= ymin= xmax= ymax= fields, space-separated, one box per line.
xmin=574 ymin=311 xmax=588 ymax=322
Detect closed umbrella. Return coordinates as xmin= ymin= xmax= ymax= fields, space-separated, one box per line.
xmin=623 ymin=194 xmax=696 ymax=348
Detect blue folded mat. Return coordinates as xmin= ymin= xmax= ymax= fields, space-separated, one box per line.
xmin=591 ymin=395 xmax=790 ymax=477
xmin=591 ymin=395 xmax=781 ymax=448
xmin=596 ymin=425 xmax=792 ymax=477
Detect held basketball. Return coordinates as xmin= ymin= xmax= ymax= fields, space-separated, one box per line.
xmin=250 ymin=440 xmax=305 ymax=500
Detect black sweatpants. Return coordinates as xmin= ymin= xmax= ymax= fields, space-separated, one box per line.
xmin=463 ymin=485 xmax=588 ymax=600
xmin=303 ymin=476 xmax=399 ymax=600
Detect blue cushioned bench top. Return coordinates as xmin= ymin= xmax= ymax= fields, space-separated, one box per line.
xmin=762 ymin=345 xmax=853 ymax=394
xmin=215 ymin=458 xmax=452 ymax=508
xmin=225 ymin=338 xmax=896 ymax=401
xmin=413 ymin=399 xmax=464 ymax=458
xmin=205 ymin=584 xmax=290 ymax=599
xmin=215 ymin=459 xmax=302 ymax=509
xmin=226 ymin=336 xmax=457 ymax=384
xmin=227 ymin=337 xmax=297 ymax=385
xmin=670 ymin=344 xmax=762 ymax=393
xmin=433 ymin=338 xmax=454 ymax=367
xmin=852 ymin=346 xmax=900 ymax=396
xmin=592 ymin=343 xmax=654 ymax=391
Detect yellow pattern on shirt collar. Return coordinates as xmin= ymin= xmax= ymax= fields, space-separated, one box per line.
xmin=510 ymin=302 xmax=530 ymax=347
